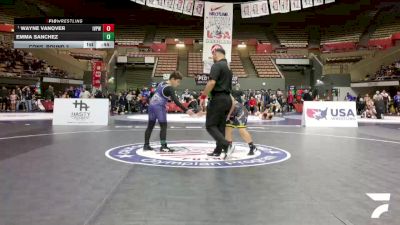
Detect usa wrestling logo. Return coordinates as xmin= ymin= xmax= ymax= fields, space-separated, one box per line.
xmin=105 ymin=140 xmax=290 ymax=168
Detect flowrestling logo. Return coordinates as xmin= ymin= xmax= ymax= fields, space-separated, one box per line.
xmin=105 ymin=140 xmax=290 ymax=168
xmin=307 ymin=107 xmax=356 ymax=121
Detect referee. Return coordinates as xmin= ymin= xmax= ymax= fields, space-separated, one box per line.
xmin=202 ymin=48 xmax=234 ymax=158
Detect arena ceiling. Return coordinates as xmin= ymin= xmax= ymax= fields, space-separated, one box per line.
xmin=15 ymin=0 xmax=400 ymax=26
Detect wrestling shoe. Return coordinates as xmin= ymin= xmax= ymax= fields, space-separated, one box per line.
xmin=248 ymin=145 xmax=257 ymax=155
xmin=224 ymin=144 xmax=235 ymax=160
xmin=207 ymin=152 xmax=221 ymax=157
xmin=160 ymin=145 xmax=175 ymax=153
xmin=143 ymin=145 xmax=154 ymax=151
xmin=207 ymin=148 xmax=222 ymax=157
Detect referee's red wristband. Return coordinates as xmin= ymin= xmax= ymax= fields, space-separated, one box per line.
xmin=201 ymin=94 xmax=207 ymax=99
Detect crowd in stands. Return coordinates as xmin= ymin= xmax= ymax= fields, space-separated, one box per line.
xmin=347 ymin=90 xmax=400 ymax=118
xmin=364 ymin=60 xmax=400 ymax=81
xmin=0 ymin=42 xmax=69 ymax=78
xmin=0 ymin=85 xmax=37 ymax=112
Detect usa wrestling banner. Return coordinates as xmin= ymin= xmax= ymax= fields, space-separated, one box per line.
xmin=183 ymin=0 xmax=195 ymax=15
xmin=290 ymin=0 xmax=301 ymax=11
xmin=269 ymin=0 xmax=280 ymax=14
xmin=202 ymin=2 xmax=233 ymax=73
xmin=193 ymin=0 xmax=204 ymax=17
xmin=280 ymin=0 xmax=290 ymax=13
xmin=302 ymin=0 xmax=313 ymax=8
xmin=195 ymin=73 xmax=238 ymax=86
xmin=314 ymin=0 xmax=324 ymax=6
xmin=92 ymin=61 xmax=102 ymax=88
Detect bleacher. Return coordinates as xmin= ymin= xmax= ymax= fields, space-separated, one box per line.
xmin=154 ymin=26 xmax=203 ymax=42
xmin=268 ymin=54 xmax=307 ymax=59
xmin=233 ymin=26 xmax=269 ymax=44
xmin=127 ymin=53 xmax=179 ymax=77
xmin=188 ymin=52 xmax=202 ymax=77
xmin=0 ymin=45 xmax=69 ymax=79
xmin=250 ymin=54 xmax=281 ymax=78
xmin=321 ymin=25 xmax=362 ymax=44
xmin=370 ymin=22 xmax=400 ymax=40
xmin=0 ymin=13 xmax=13 ymax=24
xmin=230 ymin=53 xmax=247 ymax=77
xmin=275 ymin=27 xmax=308 ymax=48
xmin=115 ymin=25 xmax=146 ymax=45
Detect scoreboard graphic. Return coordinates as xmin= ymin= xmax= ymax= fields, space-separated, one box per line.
xmin=13 ymin=18 xmax=115 ymax=49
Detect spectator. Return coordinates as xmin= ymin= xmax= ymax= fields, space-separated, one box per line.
xmin=181 ymin=89 xmax=191 ymax=102
xmin=126 ymin=91 xmax=134 ymax=113
xmin=249 ymin=96 xmax=257 ymax=115
xmin=394 ymin=91 xmax=400 ymax=116
xmin=356 ymin=97 xmax=365 ymax=115
xmin=381 ymin=90 xmax=390 ymax=114
xmin=287 ymin=90 xmax=294 ymax=112
xmin=374 ymin=94 xmax=385 ymax=119
xmin=303 ymin=89 xmax=313 ymax=101
xmin=1 ymin=86 xmax=8 ymax=111
xmin=10 ymin=89 xmax=17 ymax=112
xmin=80 ymin=88 xmax=91 ymax=99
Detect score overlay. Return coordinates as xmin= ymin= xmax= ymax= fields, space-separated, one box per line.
xmin=13 ymin=18 xmax=114 ymax=49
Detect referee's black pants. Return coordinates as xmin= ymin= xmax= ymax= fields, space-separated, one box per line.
xmin=206 ymin=93 xmax=232 ymax=153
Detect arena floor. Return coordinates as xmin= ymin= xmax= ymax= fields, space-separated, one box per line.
xmin=0 ymin=114 xmax=399 ymax=225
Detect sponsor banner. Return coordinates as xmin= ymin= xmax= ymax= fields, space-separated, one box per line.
xmin=269 ymin=0 xmax=280 ymax=14
xmin=53 ymin=99 xmax=109 ymax=125
xmin=290 ymin=0 xmax=302 ymax=10
xmin=301 ymin=101 xmax=358 ymax=127
xmin=202 ymin=2 xmax=233 ymax=73
xmin=241 ymin=3 xmax=252 ymax=18
xmin=195 ymin=73 xmax=209 ymax=85
xmin=173 ymin=0 xmax=185 ymax=12
xmin=280 ymin=0 xmax=290 ymax=13
xmin=164 ymin=0 xmax=174 ymax=11
xmin=91 ymin=61 xmax=102 ymax=88
xmin=195 ymin=73 xmax=238 ymax=86
xmin=105 ymin=140 xmax=291 ymax=168
xmin=325 ymin=0 xmax=334 ymax=3
xmin=302 ymin=0 xmax=313 ymax=8
xmin=314 ymin=0 xmax=324 ymax=6
xmin=183 ymin=0 xmax=195 ymax=15
xmin=193 ymin=0 xmax=204 ymax=17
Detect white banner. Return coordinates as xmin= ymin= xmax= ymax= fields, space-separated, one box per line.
xmin=301 ymin=101 xmax=358 ymax=127
xmin=146 ymin=0 xmax=158 ymax=8
xmin=193 ymin=0 xmax=204 ymax=17
xmin=202 ymin=2 xmax=233 ymax=73
xmin=258 ymin=1 xmax=270 ymax=16
xmin=302 ymin=0 xmax=313 ymax=8
xmin=183 ymin=0 xmax=195 ymax=15
xmin=164 ymin=0 xmax=174 ymax=11
xmin=280 ymin=0 xmax=290 ymax=13
xmin=290 ymin=0 xmax=301 ymax=11
xmin=53 ymin=99 xmax=109 ymax=126
xmin=325 ymin=0 xmax=334 ymax=3
xmin=156 ymin=0 xmax=165 ymax=8
xmin=314 ymin=0 xmax=323 ymax=6
xmin=173 ymin=0 xmax=184 ymax=12
xmin=136 ymin=0 xmax=146 ymax=5
xmin=241 ymin=3 xmax=252 ymax=18
xmin=269 ymin=0 xmax=280 ymax=14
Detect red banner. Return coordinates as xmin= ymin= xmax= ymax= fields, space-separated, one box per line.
xmin=92 ymin=61 xmax=103 ymax=88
